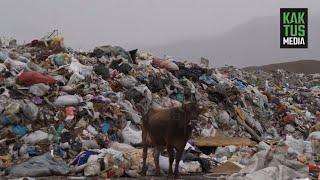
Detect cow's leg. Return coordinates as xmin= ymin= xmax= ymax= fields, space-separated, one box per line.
xmin=154 ymin=145 xmax=161 ymax=176
xmin=167 ymin=144 xmax=174 ymax=177
xmin=174 ymin=146 xmax=184 ymax=179
xmin=141 ymin=130 xmax=148 ymax=176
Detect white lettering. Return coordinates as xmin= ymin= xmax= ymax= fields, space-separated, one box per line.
xmin=283 ymin=37 xmax=305 ymax=45
xmin=283 ymin=37 xmax=291 ymax=44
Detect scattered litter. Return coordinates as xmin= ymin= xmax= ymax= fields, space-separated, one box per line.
xmin=0 ymin=34 xmax=319 ymax=179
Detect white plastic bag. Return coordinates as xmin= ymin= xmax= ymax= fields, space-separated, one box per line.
xmin=53 ymin=95 xmax=82 ymax=107
xmin=122 ymin=121 xmax=142 ymax=145
xmin=159 ymin=155 xmax=201 ymax=174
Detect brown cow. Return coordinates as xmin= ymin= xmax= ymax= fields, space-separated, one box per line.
xmin=141 ymin=102 xmax=205 ymax=178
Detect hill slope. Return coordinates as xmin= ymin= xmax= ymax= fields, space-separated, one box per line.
xmin=243 ymin=60 xmax=320 ymax=74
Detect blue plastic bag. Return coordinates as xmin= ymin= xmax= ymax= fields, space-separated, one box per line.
xmin=101 ymin=121 xmax=110 ymax=134
xmin=234 ymin=79 xmax=247 ymax=89
xmin=12 ymin=125 xmax=28 ymax=136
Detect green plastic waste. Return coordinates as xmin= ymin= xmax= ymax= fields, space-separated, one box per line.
xmin=53 ymin=124 xmax=65 ymax=142
xmin=176 ymin=94 xmax=185 ymax=102
xmin=54 ymin=54 xmax=65 ymax=66
xmin=230 ymin=119 xmax=238 ymax=126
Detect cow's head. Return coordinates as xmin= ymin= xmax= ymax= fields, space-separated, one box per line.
xmin=182 ymin=102 xmax=207 ymax=121
xmin=182 ymin=102 xmax=207 ymax=137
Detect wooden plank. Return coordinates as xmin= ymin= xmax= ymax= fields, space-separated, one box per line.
xmin=192 ymin=136 xmax=257 ymax=147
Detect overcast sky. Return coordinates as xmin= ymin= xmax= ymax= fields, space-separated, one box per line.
xmin=1 ymin=0 xmax=319 ymax=51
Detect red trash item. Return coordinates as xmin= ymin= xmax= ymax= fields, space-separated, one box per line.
xmin=309 ymin=164 xmax=320 ymax=172
xmin=64 ymin=106 xmax=76 ymax=125
xmin=64 ymin=106 xmax=75 ymax=117
xmin=16 ymin=71 xmax=56 ymax=86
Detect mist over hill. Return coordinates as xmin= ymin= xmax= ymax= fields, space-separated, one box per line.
xmin=144 ymin=15 xmax=320 ymax=67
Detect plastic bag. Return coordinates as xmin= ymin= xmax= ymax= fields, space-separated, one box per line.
xmin=22 ymin=130 xmax=49 ymax=144
xmin=121 ymin=121 xmax=142 ymax=145
xmin=9 ymin=153 xmax=69 ymax=177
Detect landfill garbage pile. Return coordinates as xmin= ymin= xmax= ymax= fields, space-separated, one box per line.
xmin=0 ymin=34 xmax=320 ymax=179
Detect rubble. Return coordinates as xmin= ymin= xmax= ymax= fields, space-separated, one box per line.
xmin=0 ymin=33 xmax=319 ymax=179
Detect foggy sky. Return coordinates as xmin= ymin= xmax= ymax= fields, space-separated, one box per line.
xmin=1 ymin=0 xmax=320 ymax=64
